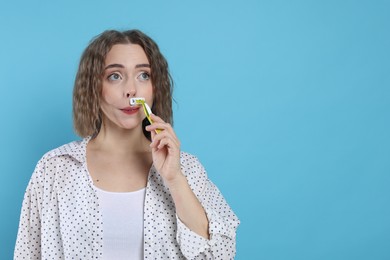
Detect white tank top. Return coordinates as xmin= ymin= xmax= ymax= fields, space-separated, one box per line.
xmin=95 ymin=186 xmax=146 ymax=260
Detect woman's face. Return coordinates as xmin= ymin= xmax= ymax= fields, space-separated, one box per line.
xmin=100 ymin=43 xmax=153 ymax=131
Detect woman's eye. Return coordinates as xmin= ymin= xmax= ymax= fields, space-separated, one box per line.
xmin=107 ymin=73 xmax=122 ymax=81
xmin=138 ymin=72 xmax=150 ymax=81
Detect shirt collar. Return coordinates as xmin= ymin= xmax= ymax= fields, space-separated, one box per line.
xmin=63 ymin=136 xmax=91 ymax=164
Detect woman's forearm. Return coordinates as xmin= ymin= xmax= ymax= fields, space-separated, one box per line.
xmin=166 ymin=172 xmax=210 ymax=239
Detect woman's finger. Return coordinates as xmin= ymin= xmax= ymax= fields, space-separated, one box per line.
xmin=149 ymin=114 xmax=175 ymax=132
xmin=150 ymin=130 xmax=180 ymax=149
xmin=146 ymin=122 xmax=172 ymax=133
xmin=146 ymin=117 xmax=178 ymax=140
xmin=150 ymin=113 xmax=164 ymax=123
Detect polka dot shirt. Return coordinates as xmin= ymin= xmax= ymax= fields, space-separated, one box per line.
xmin=14 ymin=137 xmax=240 ymax=259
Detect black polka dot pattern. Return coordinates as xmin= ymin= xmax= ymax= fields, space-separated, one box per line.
xmin=14 ymin=137 xmax=240 ymax=259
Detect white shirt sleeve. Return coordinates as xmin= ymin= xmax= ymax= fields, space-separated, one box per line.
xmin=14 ymin=160 xmax=44 ymax=260
xmin=176 ymin=157 xmax=240 ymax=259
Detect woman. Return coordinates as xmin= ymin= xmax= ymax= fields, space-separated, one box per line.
xmin=15 ymin=29 xmax=239 ymax=259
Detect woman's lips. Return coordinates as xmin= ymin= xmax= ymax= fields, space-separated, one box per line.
xmin=121 ymin=106 xmax=140 ymax=115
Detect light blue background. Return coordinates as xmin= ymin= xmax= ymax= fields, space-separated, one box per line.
xmin=1 ymin=0 xmax=389 ymax=259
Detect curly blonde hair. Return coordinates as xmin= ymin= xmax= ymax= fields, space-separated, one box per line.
xmin=73 ymin=29 xmax=173 ymax=139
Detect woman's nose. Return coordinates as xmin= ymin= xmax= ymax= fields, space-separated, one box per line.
xmin=125 ymin=80 xmax=136 ymax=98
xmin=126 ymin=91 xmax=135 ymax=98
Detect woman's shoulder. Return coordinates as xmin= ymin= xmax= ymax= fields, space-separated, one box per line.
xmin=180 ymin=151 xmax=201 ymax=167
xmin=28 ymin=138 xmax=89 ymax=188
xmin=180 ymin=151 xmax=197 ymax=162
xmin=39 ymin=137 xmax=89 ymax=164
xmin=178 ymin=151 xmax=210 ymax=198
xmin=179 ymin=151 xmax=207 ymax=177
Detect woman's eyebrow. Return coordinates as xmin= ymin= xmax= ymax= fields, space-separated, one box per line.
xmin=135 ymin=64 xmax=151 ymax=68
xmin=104 ymin=63 xmax=150 ymax=70
xmin=104 ymin=64 xmax=124 ymax=70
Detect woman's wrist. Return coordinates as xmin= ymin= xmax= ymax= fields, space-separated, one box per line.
xmin=165 ymin=171 xmax=210 ymax=239
xmin=165 ymin=171 xmax=187 ymax=191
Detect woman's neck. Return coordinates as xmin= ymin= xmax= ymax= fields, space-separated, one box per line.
xmin=91 ymin=124 xmax=151 ymax=155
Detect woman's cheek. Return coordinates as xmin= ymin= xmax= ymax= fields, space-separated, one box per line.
xmin=101 ymin=87 xmax=120 ymax=106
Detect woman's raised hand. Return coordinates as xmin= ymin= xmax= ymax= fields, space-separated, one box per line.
xmin=145 ymin=114 xmax=182 ymax=184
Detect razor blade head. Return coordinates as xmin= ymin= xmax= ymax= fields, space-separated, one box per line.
xmin=129 ymin=97 xmax=145 ymax=106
